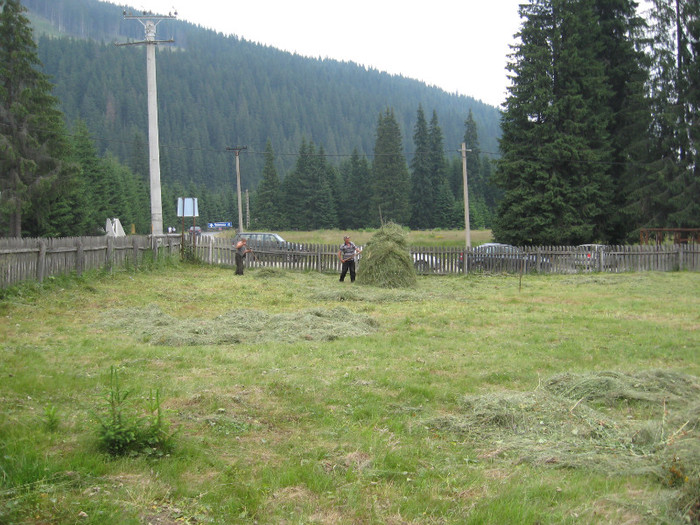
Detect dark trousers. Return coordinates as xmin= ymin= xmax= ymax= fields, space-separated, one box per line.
xmin=340 ymin=260 xmax=355 ymax=282
xmin=235 ymin=253 xmax=245 ymax=275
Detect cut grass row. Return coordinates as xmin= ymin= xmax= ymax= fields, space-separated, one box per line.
xmin=1 ymin=263 xmax=698 ymax=523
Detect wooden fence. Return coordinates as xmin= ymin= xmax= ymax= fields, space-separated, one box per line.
xmin=1 ymin=234 xmax=698 ymax=289
xmin=192 ymin=237 xmax=700 ymax=275
xmin=0 ymin=235 xmax=182 ymax=289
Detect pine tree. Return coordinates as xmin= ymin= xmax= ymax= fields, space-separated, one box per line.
xmin=0 ymin=0 xmax=70 ymax=236
xmin=308 ymin=146 xmax=338 ymax=229
xmin=428 ymin=110 xmax=449 ymax=228
xmin=643 ymin=0 xmax=699 ymax=229
xmin=252 ymin=140 xmax=282 ymax=229
xmin=462 ymin=110 xmax=482 ymax=212
xmin=409 ymin=105 xmax=433 ymax=229
xmin=494 ymin=0 xmax=614 ymax=245
xmin=594 ymin=0 xmax=652 ymax=242
xmin=340 ymin=149 xmax=372 ymax=229
xmin=463 ymin=109 xmax=499 ymax=229
xmin=280 ymin=138 xmax=317 ymax=230
xmin=371 ymin=109 xmax=410 ymax=226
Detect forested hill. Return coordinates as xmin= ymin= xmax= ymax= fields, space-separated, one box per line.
xmin=21 ymin=0 xmax=502 ymax=192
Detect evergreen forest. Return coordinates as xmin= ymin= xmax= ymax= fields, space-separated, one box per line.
xmin=1 ymin=0 xmax=698 ymax=242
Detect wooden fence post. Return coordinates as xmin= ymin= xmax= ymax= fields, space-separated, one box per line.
xmin=133 ymin=237 xmax=139 ymax=268
xmin=76 ymin=238 xmax=84 ymax=276
xmin=106 ymin=236 xmax=114 ymax=272
xmin=37 ymin=239 xmax=46 ymax=283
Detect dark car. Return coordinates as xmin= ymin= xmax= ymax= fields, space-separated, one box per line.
xmin=188 ymin=226 xmax=202 ymax=236
xmin=460 ymin=243 xmax=550 ymax=272
xmin=232 ymin=232 xmax=302 ymax=259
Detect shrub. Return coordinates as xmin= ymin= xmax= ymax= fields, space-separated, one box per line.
xmin=95 ymin=367 xmax=176 ymax=457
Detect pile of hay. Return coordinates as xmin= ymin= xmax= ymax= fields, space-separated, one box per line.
xmin=357 ymin=222 xmax=416 ymax=288
xmin=431 ymin=370 xmax=700 ymax=519
xmin=101 ymin=304 xmax=379 ymax=346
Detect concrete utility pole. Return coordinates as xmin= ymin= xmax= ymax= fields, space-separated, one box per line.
xmin=118 ymin=10 xmax=175 ymax=235
xmin=245 ymin=189 xmax=250 ymax=229
xmin=460 ymin=143 xmax=473 ymax=249
xmin=227 ymin=146 xmax=248 ymax=233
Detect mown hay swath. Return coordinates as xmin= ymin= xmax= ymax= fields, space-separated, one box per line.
xmin=101 ymin=304 xmax=379 ymax=346
xmin=432 ymin=370 xmax=700 ymax=519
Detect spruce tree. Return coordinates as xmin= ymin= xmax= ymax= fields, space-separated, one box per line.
xmin=494 ymin=0 xmax=614 ymax=245
xmin=253 ymin=140 xmax=282 ymax=229
xmin=409 ymin=105 xmax=433 ymax=229
xmin=0 ymin=0 xmax=70 ymax=236
xmin=427 ymin=110 xmax=449 ymax=228
xmin=371 ymin=109 xmax=410 ymax=227
xmin=280 ymin=139 xmax=316 ymax=230
xmin=643 ymin=0 xmax=699 ymax=229
xmin=594 ymin=0 xmax=652 ymax=242
xmin=308 ymin=146 xmax=338 ymax=229
xmin=462 ymin=110 xmax=481 ymax=211
xmin=463 ymin=109 xmax=499 ymax=229
xmin=341 ymin=149 xmax=372 ymax=229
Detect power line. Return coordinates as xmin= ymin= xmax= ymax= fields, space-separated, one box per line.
xmin=1 ymin=120 xmax=651 ymax=167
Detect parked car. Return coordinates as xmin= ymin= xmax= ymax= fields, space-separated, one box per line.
xmin=232 ymin=232 xmax=302 ymax=258
xmin=460 ymin=243 xmax=550 ymax=272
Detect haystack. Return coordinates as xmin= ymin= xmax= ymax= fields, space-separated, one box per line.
xmin=357 ymin=222 xmax=417 ymax=288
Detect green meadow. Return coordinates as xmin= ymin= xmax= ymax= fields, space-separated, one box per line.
xmin=1 ymin=262 xmax=698 ymax=524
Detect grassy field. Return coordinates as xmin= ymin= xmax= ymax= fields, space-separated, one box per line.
xmin=1 ymin=261 xmax=699 ymax=524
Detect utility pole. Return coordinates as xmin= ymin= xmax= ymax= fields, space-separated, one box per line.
xmin=117 ymin=10 xmax=175 ymax=235
xmin=460 ymin=143 xmax=472 ymax=249
xmin=227 ymin=146 xmax=248 ymax=233
xmin=245 ymin=189 xmax=250 ymax=229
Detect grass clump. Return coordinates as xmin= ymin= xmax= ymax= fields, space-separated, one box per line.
xmin=357 ymin=222 xmax=416 ymax=288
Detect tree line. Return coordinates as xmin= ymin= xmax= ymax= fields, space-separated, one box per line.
xmin=0 ymin=0 xmax=494 ymax=236
xmin=2 ymin=0 xmax=698 ymax=243
xmin=494 ymin=0 xmax=699 ymax=245
xmin=250 ymin=106 xmax=497 ymax=232
xmin=28 ymin=0 xmax=501 ymax=195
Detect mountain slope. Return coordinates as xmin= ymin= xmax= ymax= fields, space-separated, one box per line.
xmin=23 ymin=0 xmax=502 ymax=191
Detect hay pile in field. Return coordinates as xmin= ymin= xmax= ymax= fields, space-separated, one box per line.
xmin=311 ymin=287 xmax=420 ymax=303
xmin=357 ymin=222 xmax=416 ymax=288
xmin=434 ymin=370 xmax=699 ymax=473
xmin=101 ymin=304 xmax=378 ymax=346
xmin=432 ymin=370 xmax=700 ymax=518
xmin=253 ymin=267 xmax=286 ymax=279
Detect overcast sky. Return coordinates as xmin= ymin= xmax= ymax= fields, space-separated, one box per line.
xmin=110 ymin=0 xmax=524 ymax=108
